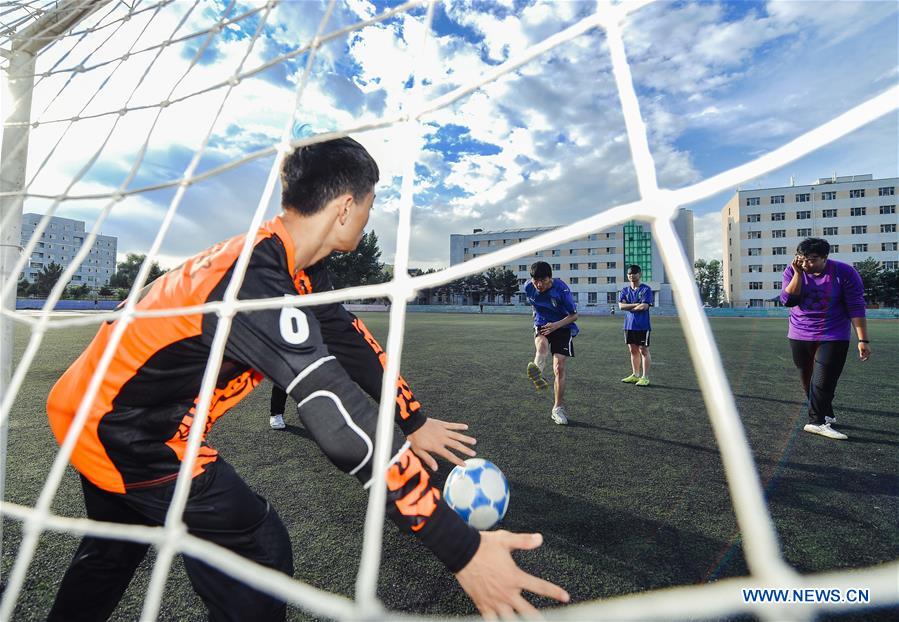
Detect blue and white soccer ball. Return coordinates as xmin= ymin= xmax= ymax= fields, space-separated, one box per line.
xmin=443 ymin=458 xmax=510 ymax=530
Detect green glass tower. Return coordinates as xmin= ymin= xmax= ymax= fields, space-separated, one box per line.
xmin=623 ymin=221 xmax=652 ymax=281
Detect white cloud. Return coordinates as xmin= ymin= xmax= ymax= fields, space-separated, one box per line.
xmin=692 ymin=210 xmax=723 ymax=263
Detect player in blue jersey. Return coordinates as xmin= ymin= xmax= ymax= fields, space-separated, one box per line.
xmin=523 ymin=261 xmax=579 ymax=425
xmin=618 ymin=264 xmax=653 ymax=386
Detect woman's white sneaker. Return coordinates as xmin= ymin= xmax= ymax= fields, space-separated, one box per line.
xmin=803 ymin=422 xmax=847 ymax=440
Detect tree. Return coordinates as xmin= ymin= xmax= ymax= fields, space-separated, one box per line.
xmin=694 ymin=258 xmax=723 ymax=306
xmin=324 ymin=230 xmax=386 ymax=289
xmin=498 ymin=269 xmax=520 ymax=303
xmin=33 ymin=261 xmax=66 ymax=297
xmin=878 ymin=269 xmax=899 ymax=308
xmin=17 ymin=276 xmax=30 ymax=297
xmin=98 ymin=285 xmax=114 ymax=297
xmin=109 ymin=253 xmax=165 ymax=290
xmin=462 ymin=273 xmax=486 ymax=305
xmin=65 ymin=284 xmax=92 ymax=299
xmin=853 ymin=257 xmax=881 ymax=305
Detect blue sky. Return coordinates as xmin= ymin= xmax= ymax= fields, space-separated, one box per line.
xmin=13 ymin=0 xmax=899 ymax=269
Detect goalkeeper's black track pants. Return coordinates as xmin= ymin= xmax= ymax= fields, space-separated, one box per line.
xmin=48 ymin=458 xmax=294 ymax=622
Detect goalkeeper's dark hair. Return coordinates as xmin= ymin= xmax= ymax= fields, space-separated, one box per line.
xmin=280 ymin=137 xmax=379 ymax=215
xmin=796 ymin=237 xmax=830 ymax=257
xmin=529 ymin=261 xmax=552 ymax=280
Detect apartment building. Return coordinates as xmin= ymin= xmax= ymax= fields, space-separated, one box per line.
xmin=20 ymin=214 xmax=118 ymax=287
xmin=722 ymin=174 xmax=898 ymax=307
xmin=449 ymin=210 xmax=694 ymax=307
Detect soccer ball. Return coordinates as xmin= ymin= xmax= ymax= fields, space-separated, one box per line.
xmin=442 ymin=458 xmax=510 ymax=530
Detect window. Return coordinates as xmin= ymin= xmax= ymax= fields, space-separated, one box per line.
xmin=821 ymin=191 xmax=836 ymax=200
xmin=607 ymin=261 xmax=616 ymax=269
xmin=878 ymin=186 xmax=895 ymax=196
xmin=881 ymin=224 xmax=896 ymax=233
xmin=822 ymin=208 xmax=837 ymax=218
xmin=589 ymin=248 xmax=599 ymax=255
xmin=588 ymin=234 xmax=599 ymax=241
xmin=796 ymin=210 xmax=811 ymax=219
xmin=772 ymin=212 xmax=785 ymax=221
xmin=771 ymin=195 xmax=784 ymax=204
xmin=607 ymin=276 xmax=616 ymax=284
xmin=749 ymin=282 xmax=763 ymax=290
xmin=772 ymin=230 xmax=786 ymax=238
xmin=605 ymin=232 xmax=616 ymax=239
xmin=570 ymin=277 xmax=579 ymax=284
xmin=797 ymin=228 xmax=812 ymax=237
xmin=883 ymin=261 xmax=899 ymax=270
xmin=750 ymin=299 xmax=764 ymax=308
xmin=822 ymin=227 xmax=838 ymax=236
xmin=880 ymin=205 xmax=896 ymax=214
xmin=773 ymin=263 xmax=787 ymax=272
xmin=587 ymin=292 xmax=597 ymax=304
xmin=518 ymin=264 xmax=527 ymax=271
xmin=569 ymin=263 xmax=579 ymax=270
xmin=748 ymin=231 xmax=762 ymax=239
xmin=587 ymin=262 xmax=597 ymax=269
xmin=772 ymin=247 xmax=787 ymax=255
xmin=851 ymin=243 xmax=868 ymax=253
xmin=849 ymin=189 xmax=865 ymax=198
xmin=748 ymin=264 xmax=763 ymax=273
xmin=851 ymin=225 xmax=867 ymax=234
xmin=773 ymin=282 xmax=781 ymax=289
xmin=607 ymin=292 xmax=618 ymax=304
xmin=551 ymin=249 xmax=560 ymax=256
xmin=746 ymin=197 xmax=760 ymax=206
xmin=472 ymin=241 xmax=479 ymax=247
xmin=748 ymin=248 xmax=762 ymax=256
xmin=831 ymin=244 xmax=840 ymax=253
xmin=588 ymin=277 xmax=597 ymax=284
xmin=850 ymin=207 xmax=866 ymax=216
xmin=746 ymin=214 xmax=761 ymax=223
xmin=795 ymin=193 xmax=810 ymax=202
xmin=882 ymin=242 xmax=898 ymax=251
xmin=552 ymin=263 xmax=561 ymax=270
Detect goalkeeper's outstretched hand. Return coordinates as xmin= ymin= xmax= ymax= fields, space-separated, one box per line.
xmin=407 ymin=417 xmax=477 ymax=471
xmin=456 ymin=530 xmax=569 ymax=619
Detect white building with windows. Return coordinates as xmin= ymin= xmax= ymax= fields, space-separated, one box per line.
xmin=20 ymin=214 xmax=118 ymax=287
xmin=449 ymin=210 xmax=694 ymax=307
xmin=721 ymin=174 xmax=898 ymax=307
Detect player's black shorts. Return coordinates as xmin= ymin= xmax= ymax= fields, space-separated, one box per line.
xmin=535 ymin=326 xmax=575 ymax=357
xmin=625 ymin=330 xmax=651 ymax=347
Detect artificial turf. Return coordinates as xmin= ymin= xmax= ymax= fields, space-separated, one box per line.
xmin=2 ymin=313 xmax=897 ymax=620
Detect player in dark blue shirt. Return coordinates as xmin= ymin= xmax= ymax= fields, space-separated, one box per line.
xmin=618 ymin=264 xmax=654 ymax=386
xmin=523 ymin=261 xmax=579 ymax=425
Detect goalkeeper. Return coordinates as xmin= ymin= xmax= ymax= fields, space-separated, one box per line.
xmin=46 ymin=137 xmax=568 ymax=621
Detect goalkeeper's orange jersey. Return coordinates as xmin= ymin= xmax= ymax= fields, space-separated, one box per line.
xmin=47 ymin=216 xmax=478 ymax=571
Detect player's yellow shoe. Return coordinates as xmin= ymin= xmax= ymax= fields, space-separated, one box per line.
xmin=621 ymin=374 xmax=640 ymax=383
xmin=636 ymin=377 xmax=650 ymax=387
xmin=527 ymin=362 xmax=549 ymax=390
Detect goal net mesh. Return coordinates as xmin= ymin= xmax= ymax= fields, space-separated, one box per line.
xmin=1 ymin=0 xmax=896 ymax=619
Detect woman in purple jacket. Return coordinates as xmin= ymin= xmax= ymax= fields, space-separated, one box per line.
xmin=781 ymin=238 xmax=871 ymax=440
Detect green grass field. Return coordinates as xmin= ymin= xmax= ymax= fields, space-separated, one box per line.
xmin=3 ymin=313 xmax=898 ymax=620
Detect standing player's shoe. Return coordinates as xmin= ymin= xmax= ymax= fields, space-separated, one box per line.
xmin=803 ymin=423 xmax=847 ymax=440
xmin=269 ymin=414 xmax=286 ymax=430
xmin=527 ymin=362 xmax=549 ymax=390
xmin=551 ymin=405 xmax=569 ymax=425
xmin=825 ymin=415 xmax=836 ymax=424
xmin=621 ymin=374 xmax=640 ymax=383
xmin=635 ymin=377 xmax=650 ymax=387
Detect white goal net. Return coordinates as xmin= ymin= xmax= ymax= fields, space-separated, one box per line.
xmin=1 ymin=0 xmax=896 ymax=620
